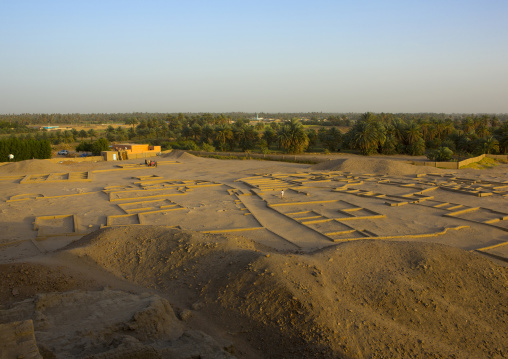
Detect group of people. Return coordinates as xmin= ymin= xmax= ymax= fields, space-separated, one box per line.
xmin=145 ymin=159 xmax=157 ymax=167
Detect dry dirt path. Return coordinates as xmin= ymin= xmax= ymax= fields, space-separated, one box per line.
xmin=237 ymin=189 xmax=333 ymax=251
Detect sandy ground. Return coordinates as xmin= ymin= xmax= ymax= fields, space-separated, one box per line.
xmin=0 ymin=151 xmax=507 ymax=358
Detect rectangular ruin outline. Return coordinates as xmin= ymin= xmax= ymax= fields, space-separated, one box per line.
xmin=7 ymin=193 xmax=42 ymax=202
xmin=329 ymin=225 xmax=470 ymax=243
xmin=443 ymin=206 xmax=508 ymax=232
xmin=108 ymin=189 xmax=188 ymax=202
xmin=33 ymin=214 xmax=80 ymax=239
xmin=268 ymin=198 xmax=387 ymax=242
xmin=117 ymin=198 xmax=185 ymax=214
xmin=20 ymin=172 xmax=92 ymax=184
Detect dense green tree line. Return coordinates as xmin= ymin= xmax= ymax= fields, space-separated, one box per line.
xmin=3 ymin=112 xmax=508 ymax=160
xmin=75 ymin=138 xmax=110 ymax=155
xmin=13 ymin=130 xmax=77 ymax=145
xmin=344 ymin=112 xmax=508 ymax=158
xmin=0 ymin=137 xmax=51 ymax=161
xmin=3 ymin=112 xmax=506 ymax=128
xmin=0 ymin=112 xmax=340 ymax=126
xmin=0 ymin=121 xmax=34 ymax=135
xmin=112 ymin=112 xmax=507 ymax=158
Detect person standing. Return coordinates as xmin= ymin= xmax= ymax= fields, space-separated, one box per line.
xmin=281 ymin=189 xmax=284 ymax=199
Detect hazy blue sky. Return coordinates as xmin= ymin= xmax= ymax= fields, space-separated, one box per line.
xmin=1 ymin=0 xmax=507 ymax=114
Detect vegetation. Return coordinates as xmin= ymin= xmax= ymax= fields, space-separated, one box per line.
xmin=75 ymin=141 xmax=93 ymax=153
xmin=91 ymin=138 xmax=110 ymax=155
xmin=2 ymin=112 xmax=508 ymax=161
xmin=0 ymin=121 xmax=35 ymax=135
xmin=460 ymin=157 xmax=500 ymax=169
xmin=277 ymin=119 xmax=309 ymax=153
xmin=427 ymin=147 xmax=454 ymax=162
xmin=0 ymin=137 xmax=51 ymax=161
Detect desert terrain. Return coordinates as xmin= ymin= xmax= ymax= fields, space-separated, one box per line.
xmin=0 ymin=151 xmax=507 ymax=359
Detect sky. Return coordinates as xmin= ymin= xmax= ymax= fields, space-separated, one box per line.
xmin=1 ymin=0 xmax=507 ymax=114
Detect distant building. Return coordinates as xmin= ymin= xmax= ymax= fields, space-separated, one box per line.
xmin=111 ymin=144 xmax=161 ymax=154
xmin=104 ymin=144 xmax=162 ymax=161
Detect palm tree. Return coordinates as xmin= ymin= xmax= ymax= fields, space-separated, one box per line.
xmin=63 ymin=130 xmax=74 ymax=144
xmin=126 ymin=118 xmax=138 ymax=129
xmin=350 ymin=113 xmax=386 ymax=155
xmin=321 ymin=127 xmax=342 ymax=152
xmin=306 ymin=128 xmax=318 ymax=150
xmin=442 ymin=119 xmax=455 ymax=138
xmin=391 ymin=119 xmax=406 ymax=143
xmin=418 ymin=119 xmax=431 ymax=141
xmin=191 ymin=124 xmax=202 ymax=140
xmin=433 ymin=120 xmax=446 ymax=140
xmin=405 ymin=121 xmax=421 ymax=146
xmin=490 ymin=116 xmax=501 ymax=128
xmin=477 ymin=125 xmax=491 ymax=139
xmin=105 ymin=126 xmax=115 ymax=141
xmin=137 ymin=128 xmax=150 ymax=139
xmin=201 ymin=124 xmax=214 ymax=144
xmin=499 ymin=135 xmax=508 ymax=154
xmin=461 ymin=117 xmax=475 ymax=134
xmin=276 ymin=119 xmax=309 ymax=154
xmin=479 ymin=115 xmax=490 ymax=128
xmin=217 ymin=114 xmax=230 ymax=125
xmin=483 ymin=136 xmax=499 ymax=154
xmin=255 ymin=122 xmax=265 ymax=131
xmin=351 ymin=121 xmax=379 ymax=155
xmin=238 ymin=126 xmax=259 ymax=151
xmin=456 ymin=134 xmax=472 ymax=156
xmin=181 ymin=126 xmax=193 ymax=140
xmin=155 ymin=119 xmax=167 ymax=138
xmin=127 ymin=127 xmax=136 ymax=140
xmin=87 ymin=129 xmax=97 ymax=142
xmin=263 ymin=127 xmax=277 ymax=148
xmin=78 ymin=129 xmax=87 ymax=141
xmin=115 ymin=127 xmax=126 ymax=141
xmin=214 ymin=124 xmax=233 ymax=151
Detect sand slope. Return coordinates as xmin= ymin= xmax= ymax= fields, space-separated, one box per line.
xmin=162 ymin=150 xmax=205 ymax=162
xmin=0 ymin=158 xmax=112 ymax=175
xmin=0 ymin=287 xmax=234 ymax=359
xmin=60 ymin=226 xmax=508 ymax=358
xmin=0 ymin=159 xmax=67 ymax=175
xmin=311 ymin=157 xmax=439 ymax=176
xmin=1 ymin=154 xmax=508 ymax=358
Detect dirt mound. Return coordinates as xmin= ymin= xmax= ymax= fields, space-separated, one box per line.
xmin=64 ymin=226 xmax=508 ymax=358
xmin=0 ymin=288 xmax=234 ymax=359
xmin=0 ymin=158 xmax=111 ymax=175
xmin=162 ymin=150 xmax=203 ymax=162
xmin=311 ymin=157 xmax=439 ymax=176
xmin=0 ymin=262 xmax=99 ymax=306
xmin=1 ymin=159 xmax=66 ymax=175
